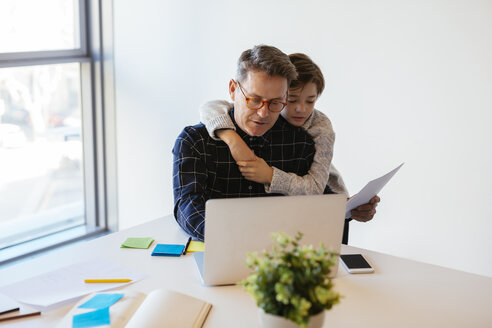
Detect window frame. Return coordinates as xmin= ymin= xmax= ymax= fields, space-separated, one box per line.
xmin=0 ymin=0 xmax=117 ymax=265
xmin=0 ymin=0 xmax=88 ymax=65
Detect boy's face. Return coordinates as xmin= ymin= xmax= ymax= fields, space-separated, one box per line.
xmin=281 ymin=82 xmax=318 ymax=127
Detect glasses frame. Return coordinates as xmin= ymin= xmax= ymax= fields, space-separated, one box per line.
xmin=235 ymin=81 xmax=287 ymax=113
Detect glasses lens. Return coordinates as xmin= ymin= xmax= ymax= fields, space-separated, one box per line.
xmin=247 ymin=98 xmax=263 ymax=109
xmin=269 ymin=102 xmax=285 ymax=112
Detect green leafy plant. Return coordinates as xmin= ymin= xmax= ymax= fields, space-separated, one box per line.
xmin=240 ymin=232 xmax=341 ymax=328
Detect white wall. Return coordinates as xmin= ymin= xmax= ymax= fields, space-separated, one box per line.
xmin=113 ymin=0 xmax=492 ymax=277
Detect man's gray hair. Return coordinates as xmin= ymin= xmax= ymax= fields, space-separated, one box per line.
xmin=236 ymin=45 xmax=298 ymax=85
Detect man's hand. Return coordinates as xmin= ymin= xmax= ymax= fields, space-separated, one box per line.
xmin=237 ymin=156 xmax=274 ymax=184
xmin=350 ymin=195 xmax=380 ymax=222
xmin=216 ymin=129 xmax=256 ymax=162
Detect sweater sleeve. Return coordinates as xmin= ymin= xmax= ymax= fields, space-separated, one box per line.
xmin=199 ymin=100 xmax=235 ymax=140
xmin=265 ymin=110 xmax=335 ymax=195
xmin=327 ymin=164 xmax=349 ymax=196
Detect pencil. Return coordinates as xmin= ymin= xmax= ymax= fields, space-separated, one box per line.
xmin=0 ymin=311 xmax=41 ymax=323
xmin=84 ymin=279 xmax=132 ymax=283
xmin=0 ymin=308 xmax=19 ymax=316
xmin=183 ymin=236 xmax=192 ymax=255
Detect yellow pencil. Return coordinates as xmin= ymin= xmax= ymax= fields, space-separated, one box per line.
xmin=84 ymin=279 xmax=132 ymax=283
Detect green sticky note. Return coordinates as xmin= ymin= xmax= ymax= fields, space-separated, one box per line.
xmin=121 ymin=237 xmax=154 ymax=249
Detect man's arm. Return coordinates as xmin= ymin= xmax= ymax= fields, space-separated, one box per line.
xmin=172 ymin=129 xmax=208 ymax=241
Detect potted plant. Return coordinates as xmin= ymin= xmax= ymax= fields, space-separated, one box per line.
xmin=240 ymin=232 xmax=341 ymax=328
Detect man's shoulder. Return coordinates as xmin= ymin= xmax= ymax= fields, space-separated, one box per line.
xmin=176 ymin=123 xmax=210 ymax=143
xmin=173 ymin=123 xmax=213 ymax=154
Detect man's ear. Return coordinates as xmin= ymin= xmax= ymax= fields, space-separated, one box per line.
xmin=229 ymin=79 xmax=236 ymax=101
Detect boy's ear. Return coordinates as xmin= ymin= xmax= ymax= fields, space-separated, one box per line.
xmin=229 ymin=79 xmax=236 ymax=101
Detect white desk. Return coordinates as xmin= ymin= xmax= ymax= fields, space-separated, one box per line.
xmin=1 ymin=215 xmax=491 ymax=328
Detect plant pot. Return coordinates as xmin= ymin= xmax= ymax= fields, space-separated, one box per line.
xmin=258 ymin=308 xmax=325 ymax=328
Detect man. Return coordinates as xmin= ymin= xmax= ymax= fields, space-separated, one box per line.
xmin=173 ymin=45 xmax=378 ymax=241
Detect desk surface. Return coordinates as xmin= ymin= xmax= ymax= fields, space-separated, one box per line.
xmin=1 ymin=215 xmax=491 ymax=328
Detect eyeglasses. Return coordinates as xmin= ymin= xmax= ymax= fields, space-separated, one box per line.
xmin=235 ymin=81 xmax=287 ymax=113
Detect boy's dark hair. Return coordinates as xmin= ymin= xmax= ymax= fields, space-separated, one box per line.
xmin=289 ymin=53 xmax=325 ymax=96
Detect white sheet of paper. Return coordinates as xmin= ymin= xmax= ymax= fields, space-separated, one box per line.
xmin=0 ymin=293 xmax=19 ymax=314
xmin=346 ymin=163 xmax=404 ymax=218
xmin=0 ymin=258 xmax=147 ymax=309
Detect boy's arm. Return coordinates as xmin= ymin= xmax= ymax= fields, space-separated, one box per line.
xmin=327 ymin=164 xmax=349 ymax=196
xmin=199 ymin=100 xmax=235 ymax=140
xmin=199 ymin=100 xmax=255 ymax=161
xmin=266 ymin=110 xmax=334 ymax=195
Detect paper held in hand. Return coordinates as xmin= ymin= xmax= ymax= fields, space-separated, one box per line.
xmin=345 ymin=163 xmax=404 ymax=218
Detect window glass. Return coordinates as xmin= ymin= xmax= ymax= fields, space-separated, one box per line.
xmin=0 ymin=63 xmax=84 ymax=248
xmin=0 ymin=0 xmax=80 ymax=53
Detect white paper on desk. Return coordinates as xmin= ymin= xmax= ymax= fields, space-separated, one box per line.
xmin=0 ymin=293 xmax=20 ymax=314
xmin=0 ymin=258 xmax=147 ymax=309
xmin=346 ymin=163 xmax=404 ymax=218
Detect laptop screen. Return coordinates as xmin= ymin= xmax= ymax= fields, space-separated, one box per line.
xmin=196 ymin=194 xmax=346 ymax=286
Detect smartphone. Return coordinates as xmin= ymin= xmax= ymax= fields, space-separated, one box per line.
xmin=340 ymin=254 xmax=374 ymax=274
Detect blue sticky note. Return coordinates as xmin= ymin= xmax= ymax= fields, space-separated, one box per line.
xmin=151 ymin=244 xmax=184 ymax=256
xmin=73 ymin=307 xmax=110 ymax=328
xmin=79 ymin=293 xmax=124 ymax=310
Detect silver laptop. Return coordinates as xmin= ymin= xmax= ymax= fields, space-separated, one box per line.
xmin=193 ymin=194 xmax=347 ymax=286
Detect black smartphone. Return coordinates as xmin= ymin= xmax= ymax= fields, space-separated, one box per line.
xmin=340 ymin=254 xmax=374 ymax=274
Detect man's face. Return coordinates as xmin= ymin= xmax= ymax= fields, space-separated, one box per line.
xmin=229 ymin=70 xmax=288 ymax=137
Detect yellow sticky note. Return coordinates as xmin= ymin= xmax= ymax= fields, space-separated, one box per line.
xmin=187 ymin=241 xmax=205 ymax=253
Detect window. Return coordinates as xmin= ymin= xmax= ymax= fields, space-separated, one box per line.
xmin=0 ymin=0 xmax=81 ymax=53
xmin=0 ymin=0 xmax=116 ymax=263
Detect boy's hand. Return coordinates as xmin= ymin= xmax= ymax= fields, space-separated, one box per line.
xmin=217 ymin=129 xmax=255 ymax=162
xmin=237 ymin=156 xmax=274 ymax=184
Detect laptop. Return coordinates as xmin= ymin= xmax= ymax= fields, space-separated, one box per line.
xmin=193 ymin=194 xmax=347 ymax=286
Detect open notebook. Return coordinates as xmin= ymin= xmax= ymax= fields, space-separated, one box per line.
xmin=56 ymin=289 xmax=212 ymax=328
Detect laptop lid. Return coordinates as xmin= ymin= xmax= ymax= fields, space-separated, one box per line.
xmin=197 ymin=194 xmax=347 ymax=286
